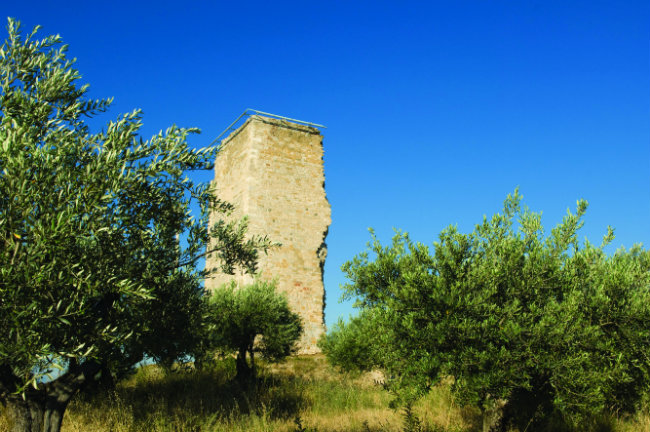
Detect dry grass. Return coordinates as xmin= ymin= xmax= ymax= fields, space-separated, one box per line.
xmin=1 ymin=356 xmax=649 ymax=431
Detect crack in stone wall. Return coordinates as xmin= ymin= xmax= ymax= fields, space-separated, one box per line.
xmin=206 ymin=115 xmax=331 ymax=354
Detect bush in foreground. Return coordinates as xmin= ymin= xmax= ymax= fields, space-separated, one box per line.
xmin=0 ymin=18 xmax=267 ymax=432
xmin=322 ymin=190 xmax=650 ymax=431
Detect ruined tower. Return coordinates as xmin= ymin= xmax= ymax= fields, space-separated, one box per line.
xmin=206 ymin=112 xmax=331 ymax=354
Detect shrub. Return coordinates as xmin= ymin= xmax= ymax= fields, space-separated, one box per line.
xmin=204 ymin=280 xmax=303 ymax=382
xmin=322 ymin=190 xmax=650 ymax=430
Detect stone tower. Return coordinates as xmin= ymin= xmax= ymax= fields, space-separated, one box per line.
xmin=206 ymin=114 xmax=331 ymax=354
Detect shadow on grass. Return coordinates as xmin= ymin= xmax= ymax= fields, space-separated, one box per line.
xmin=73 ymin=358 xmax=309 ymax=430
xmin=64 ymin=358 xmax=634 ymax=432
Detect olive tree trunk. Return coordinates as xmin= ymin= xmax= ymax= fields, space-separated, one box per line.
xmin=235 ymin=342 xmax=256 ymax=384
xmin=482 ymin=397 xmax=507 ymax=432
xmin=2 ymin=362 xmax=101 ymax=432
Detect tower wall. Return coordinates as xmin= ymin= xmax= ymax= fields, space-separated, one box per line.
xmin=206 ymin=115 xmax=330 ymax=354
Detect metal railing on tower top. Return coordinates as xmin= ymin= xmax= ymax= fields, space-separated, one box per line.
xmin=210 ymin=109 xmax=326 ymax=147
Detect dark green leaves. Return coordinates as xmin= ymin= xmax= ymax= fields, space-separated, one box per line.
xmin=0 ymin=18 xmax=266 ymax=402
xmin=322 ymin=189 xmax=650 ymax=428
xmin=203 ymin=280 xmax=302 ymax=377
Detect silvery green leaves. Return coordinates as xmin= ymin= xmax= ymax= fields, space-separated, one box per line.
xmin=322 ymin=190 xmax=650 ymax=430
xmin=203 ymin=280 xmax=302 ymax=381
xmin=0 ymin=18 xmax=264 ymax=432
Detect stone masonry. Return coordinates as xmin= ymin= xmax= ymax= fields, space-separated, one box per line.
xmin=205 ymin=115 xmax=331 ymax=354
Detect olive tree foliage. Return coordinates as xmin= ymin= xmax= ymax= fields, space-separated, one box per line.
xmin=0 ymin=19 xmax=268 ymax=432
xmin=203 ymin=280 xmax=302 ymax=382
xmin=320 ymin=190 xmax=650 ymax=430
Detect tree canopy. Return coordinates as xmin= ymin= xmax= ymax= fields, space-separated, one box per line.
xmin=0 ymin=18 xmax=267 ymax=432
xmin=321 ymin=190 xmax=650 ymax=431
xmin=203 ymin=280 xmax=303 ymax=382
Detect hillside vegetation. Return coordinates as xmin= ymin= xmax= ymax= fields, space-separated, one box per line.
xmin=1 ymin=355 xmax=649 ymax=432
xmin=3 ymin=17 xmax=650 ymax=432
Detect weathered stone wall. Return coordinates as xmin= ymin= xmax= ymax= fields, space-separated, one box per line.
xmin=206 ymin=115 xmax=331 ymax=354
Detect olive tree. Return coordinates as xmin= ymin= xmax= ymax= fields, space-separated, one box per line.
xmin=321 ymin=190 xmax=650 ymax=431
xmin=0 ymin=19 xmax=267 ymax=432
xmin=204 ymin=280 xmax=302 ymax=382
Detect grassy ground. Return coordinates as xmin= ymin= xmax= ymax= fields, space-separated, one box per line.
xmin=1 ymin=355 xmax=649 ymax=431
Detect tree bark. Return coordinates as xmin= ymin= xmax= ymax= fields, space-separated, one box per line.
xmin=481 ymin=397 xmax=507 ymax=432
xmin=2 ymin=361 xmax=102 ymax=432
xmin=41 ymin=396 xmax=69 ymax=432
xmin=249 ymin=347 xmax=255 ymax=378
xmin=236 ymin=347 xmax=250 ymax=382
xmin=5 ymin=389 xmax=71 ymax=432
xmin=6 ymin=398 xmax=33 ymax=432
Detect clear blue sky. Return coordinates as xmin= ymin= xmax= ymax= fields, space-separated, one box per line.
xmin=5 ymin=1 xmax=649 ymax=328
